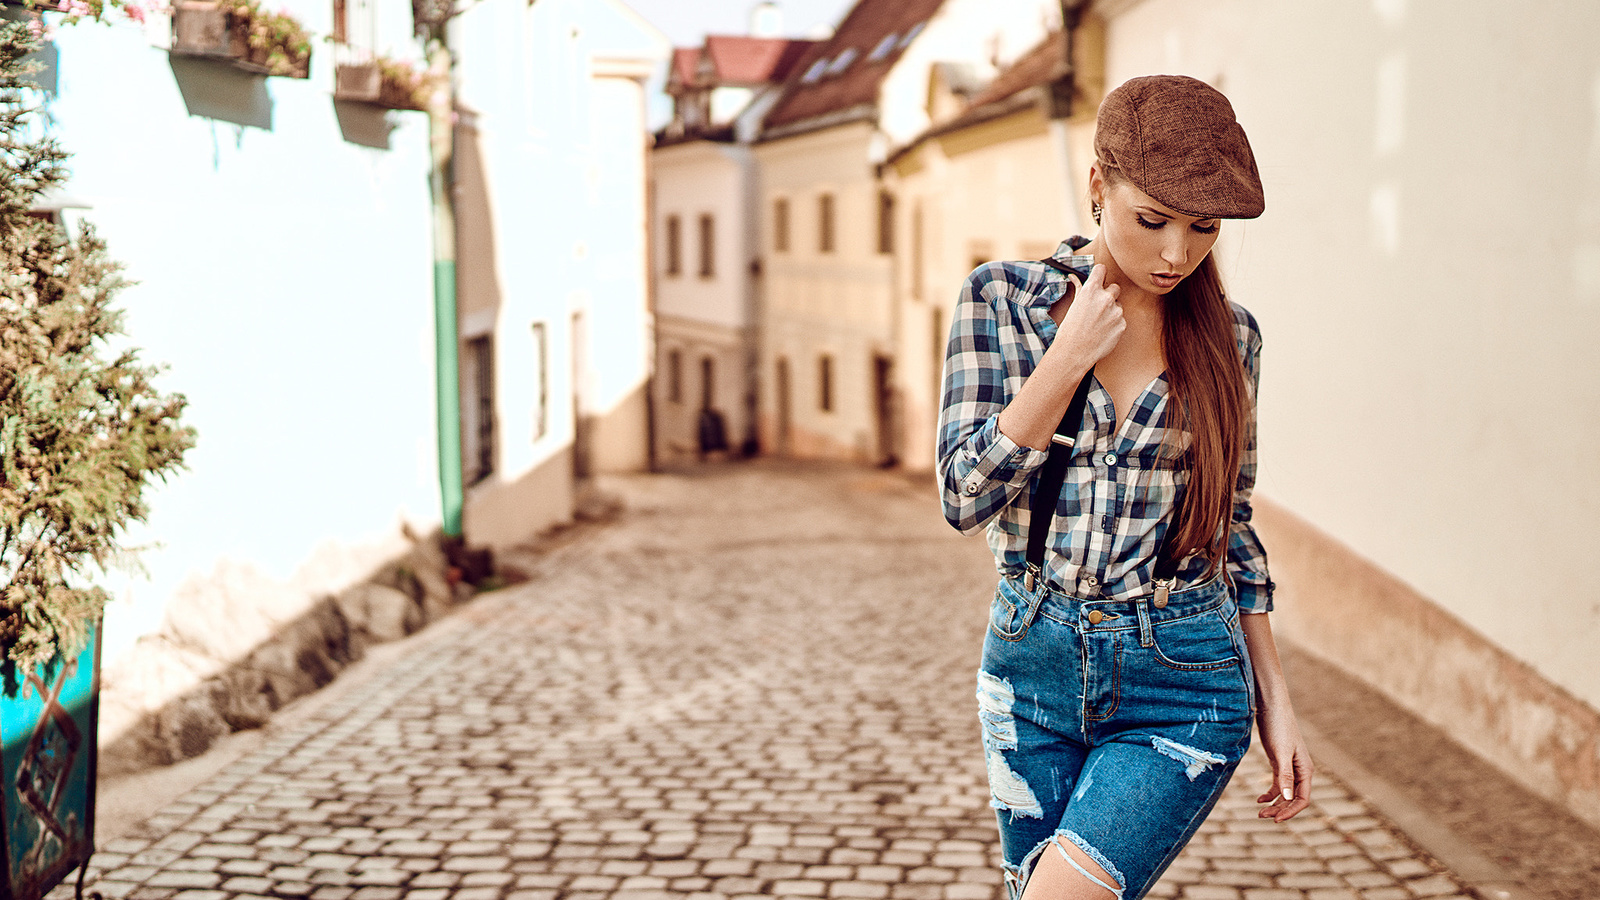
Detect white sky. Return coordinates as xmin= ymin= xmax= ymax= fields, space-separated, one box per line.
xmin=623 ymin=0 xmax=857 ymax=128
xmin=623 ymin=0 xmax=856 ymax=46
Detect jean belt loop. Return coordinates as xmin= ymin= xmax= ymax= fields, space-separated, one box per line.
xmin=1134 ymin=590 xmax=1154 ymax=648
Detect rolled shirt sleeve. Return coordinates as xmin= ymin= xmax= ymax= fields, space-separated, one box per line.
xmin=1226 ymin=303 xmax=1275 ymax=614
xmin=937 ymin=266 xmax=1048 ymax=535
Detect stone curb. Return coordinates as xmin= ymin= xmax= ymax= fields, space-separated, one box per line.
xmin=1295 ymin=715 xmax=1552 ymax=900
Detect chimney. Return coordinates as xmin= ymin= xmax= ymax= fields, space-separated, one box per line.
xmin=750 ymin=1 xmax=781 ymax=38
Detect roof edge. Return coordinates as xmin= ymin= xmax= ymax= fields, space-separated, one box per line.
xmin=757 ymin=103 xmax=879 ymax=143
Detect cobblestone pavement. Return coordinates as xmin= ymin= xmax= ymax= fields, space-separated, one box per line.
xmin=66 ymin=464 xmax=1478 ymax=900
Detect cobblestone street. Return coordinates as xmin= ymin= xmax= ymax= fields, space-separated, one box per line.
xmin=67 ymin=464 xmax=1481 ymax=900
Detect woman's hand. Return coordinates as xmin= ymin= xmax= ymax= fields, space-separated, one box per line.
xmin=1237 ymin=612 xmax=1313 ymax=823
xmin=1050 ymin=263 xmax=1125 ymax=369
xmin=998 ymin=264 xmax=1125 ymax=450
xmin=1255 ymin=700 xmax=1314 ymax=822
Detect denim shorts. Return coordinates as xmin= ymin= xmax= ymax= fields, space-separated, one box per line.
xmin=977 ymin=571 xmax=1256 ymax=900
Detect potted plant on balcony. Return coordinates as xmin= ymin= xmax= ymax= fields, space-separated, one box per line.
xmin=333 ymin=53 xmax=433 ymax=111
xmin=229 ymin=0 xmax=310 ymax=78
xmin=168 ymin=0 xmax=311 ymax=78
xmin=0 ymin=24 xmax=194 ymax=900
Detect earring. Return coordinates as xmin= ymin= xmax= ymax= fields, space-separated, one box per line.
xmin=1091 ymin=201 xmax=1102 ymax=225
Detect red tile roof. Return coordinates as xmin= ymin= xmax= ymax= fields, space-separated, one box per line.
xmin=763 ymin=0 xmax=946 ymax=133
xmin=703 ymin=35 xmax=817 ymax=86
xmin=668 ymin=47 xmax=699 ymax=91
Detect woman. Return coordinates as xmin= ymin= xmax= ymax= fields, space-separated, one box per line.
xmin=937 ymin=75 xmax=1313 ymax=900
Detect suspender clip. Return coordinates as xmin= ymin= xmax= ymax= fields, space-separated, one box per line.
xmin=1153 ymin=578 xmax=1174 ymax=609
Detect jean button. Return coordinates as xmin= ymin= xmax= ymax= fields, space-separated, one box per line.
xmin=1086 ymin=609 xmax=1104 ymax=625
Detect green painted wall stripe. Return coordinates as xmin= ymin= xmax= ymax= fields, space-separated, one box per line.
xmin=433 ymin=258 xmax=463 ymax=537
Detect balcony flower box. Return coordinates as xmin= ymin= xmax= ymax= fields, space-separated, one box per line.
xmin=333 ymin=57 xmax=430 ymax=111
xmin=168 ymin=0 xmax=310 ymax=78
xmin=169 ymin=0 xmax=247 ymax=61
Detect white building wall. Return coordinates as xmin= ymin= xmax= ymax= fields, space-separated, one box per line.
xmin=451 ymin=0 xmax=666 ymax=547
xmin=1096 ymin=0 xmax=1600 ymax=822
xmin=655 ymin=142 xmax=751 ymax=330
xmin=39 ymin=3 xmax=437 ymax=667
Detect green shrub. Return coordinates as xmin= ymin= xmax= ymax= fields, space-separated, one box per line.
xmin=0 ymin=24 xmax=194 ymax=674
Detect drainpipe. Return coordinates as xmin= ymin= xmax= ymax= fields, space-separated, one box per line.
xmin=1050 ymin=0 xmax=1092 ymax=235
xmin=426 ymin=36 xmax=462 ymax=537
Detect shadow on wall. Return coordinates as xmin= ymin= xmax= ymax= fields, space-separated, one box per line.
xmin=1256 ymin=496 xmax=1600 ymax=831
xmin=97 ymin=530 xmax=498 ymax=775
xmin=332 ymin=99 xmax=396 ymax=150
xmin=169 ymin=55 xmax=273 ymax=130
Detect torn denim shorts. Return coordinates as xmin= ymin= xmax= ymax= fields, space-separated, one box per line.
xmin=977 ymin=571 xmax=1255 ymax=900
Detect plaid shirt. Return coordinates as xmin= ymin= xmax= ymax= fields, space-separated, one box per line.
xmin=936 ymin=241 xmax=1274 ymax=614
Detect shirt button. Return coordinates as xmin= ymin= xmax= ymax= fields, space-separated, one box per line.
xmin=1103 ymin=452 xmax=1117 ymax=466
xmin=964 ymin=482 xmax=980 ymax=495
xmin=1084 ymin=575 xmax=1098 ymax=586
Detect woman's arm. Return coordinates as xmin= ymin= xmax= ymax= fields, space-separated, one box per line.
xmin=1240 ymin=612 xmax=1314 ymax=822
xmin=1224 ymin=304 xmax=1312 ymax=820
xmin=935 ymin=263 xmax=1124 ymax=533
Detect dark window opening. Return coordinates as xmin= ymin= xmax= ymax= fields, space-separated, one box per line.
xmin=667 ymin=348 xmax=683 ymax=404
xmin=818 ymin=353 xmax=834 ymax=411
xmin=818 ymin=193 xmax=835 ymax=254
xmin=698 ymin=213 xmax=715 ymax=277
xmin=665 ymin=214 xmax=682 ymax=276
xmin=466 ymin=335 xmax=496 ymax=485
xmin=774 ymin=197 xmax=790 ymax=252
xmin=877 ymin=190 xmax=894 ymax=254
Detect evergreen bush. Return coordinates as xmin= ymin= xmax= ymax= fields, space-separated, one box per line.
xmin=0 ymin=23 xmax=194 ymax=676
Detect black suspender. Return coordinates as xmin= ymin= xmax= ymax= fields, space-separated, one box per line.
xmin=1026 ymin=256 xmax=1181 ymax=605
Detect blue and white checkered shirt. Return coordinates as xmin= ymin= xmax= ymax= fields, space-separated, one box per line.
xmin=936 ymin=241 xmax=1274 ymax=614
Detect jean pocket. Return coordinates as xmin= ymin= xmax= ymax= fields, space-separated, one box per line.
xmin=1150 ymin=610 xmax=1239 ymax=671
xmin=989 ymin=576 xmax=1043 ymax=642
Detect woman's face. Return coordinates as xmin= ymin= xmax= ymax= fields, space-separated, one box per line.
xmin=1094 ymin=171 xmax=1222 ymax=295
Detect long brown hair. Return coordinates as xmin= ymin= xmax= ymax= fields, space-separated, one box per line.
xmin=1161 ymin=252 xmax=1249 ymax=574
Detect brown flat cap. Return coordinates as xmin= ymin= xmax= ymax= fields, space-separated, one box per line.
xmin=1094 ymin=74 xmax=1264 ymax=219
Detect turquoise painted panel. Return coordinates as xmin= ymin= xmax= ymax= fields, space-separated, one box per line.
xmin=0 ymin=623 xmax=100 ymax=900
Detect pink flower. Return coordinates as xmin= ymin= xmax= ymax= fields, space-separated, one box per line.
xmin=26 ymin=17 xmax=43 ymax=36
xmin=123 ymin=2 xmax=146 ymax=22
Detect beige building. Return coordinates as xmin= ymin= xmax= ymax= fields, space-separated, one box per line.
xmin=753 ymin=0 xmax=1061 ymax=463
xmin=652 ymin=30 xmax=815 ymax=465
xmin=1096 ymin=0 xmax=1600 ymax=828
xmin=869 ymin=0 xmax=1600 ymax=828
xmin=882 ymin=22 xmax=1107 ymax=472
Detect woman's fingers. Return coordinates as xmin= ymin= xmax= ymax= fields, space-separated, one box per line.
xmin=1256 ymin=750 xmax=1314 ymax=822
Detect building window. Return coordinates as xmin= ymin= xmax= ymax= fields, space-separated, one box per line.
xmin=774 ymin=198 xmax=789 ymax=252
xmin=531 ymin=321 xmax=548 ymax=441
xmin=818 ymin=353 xmax=833 ymax=412
xmin=877 ymin=190 xmax=894 ymax=254
xmin=465 ymin=335 xmax=496 ymax=485
xmin=667 ymin=348 xmax=683 ymax=404
xmin=665 ymin=214 xmax=682 ymax=276
xmin=698 ymin=213 xmax=715 ymax=277
xmin=911 ymin=200 xmax=924 ymax=299
xmin=700 ymin=356 xmax=715 ymax=409
xmin=818 ymin=193 xmax=835 ymax=254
